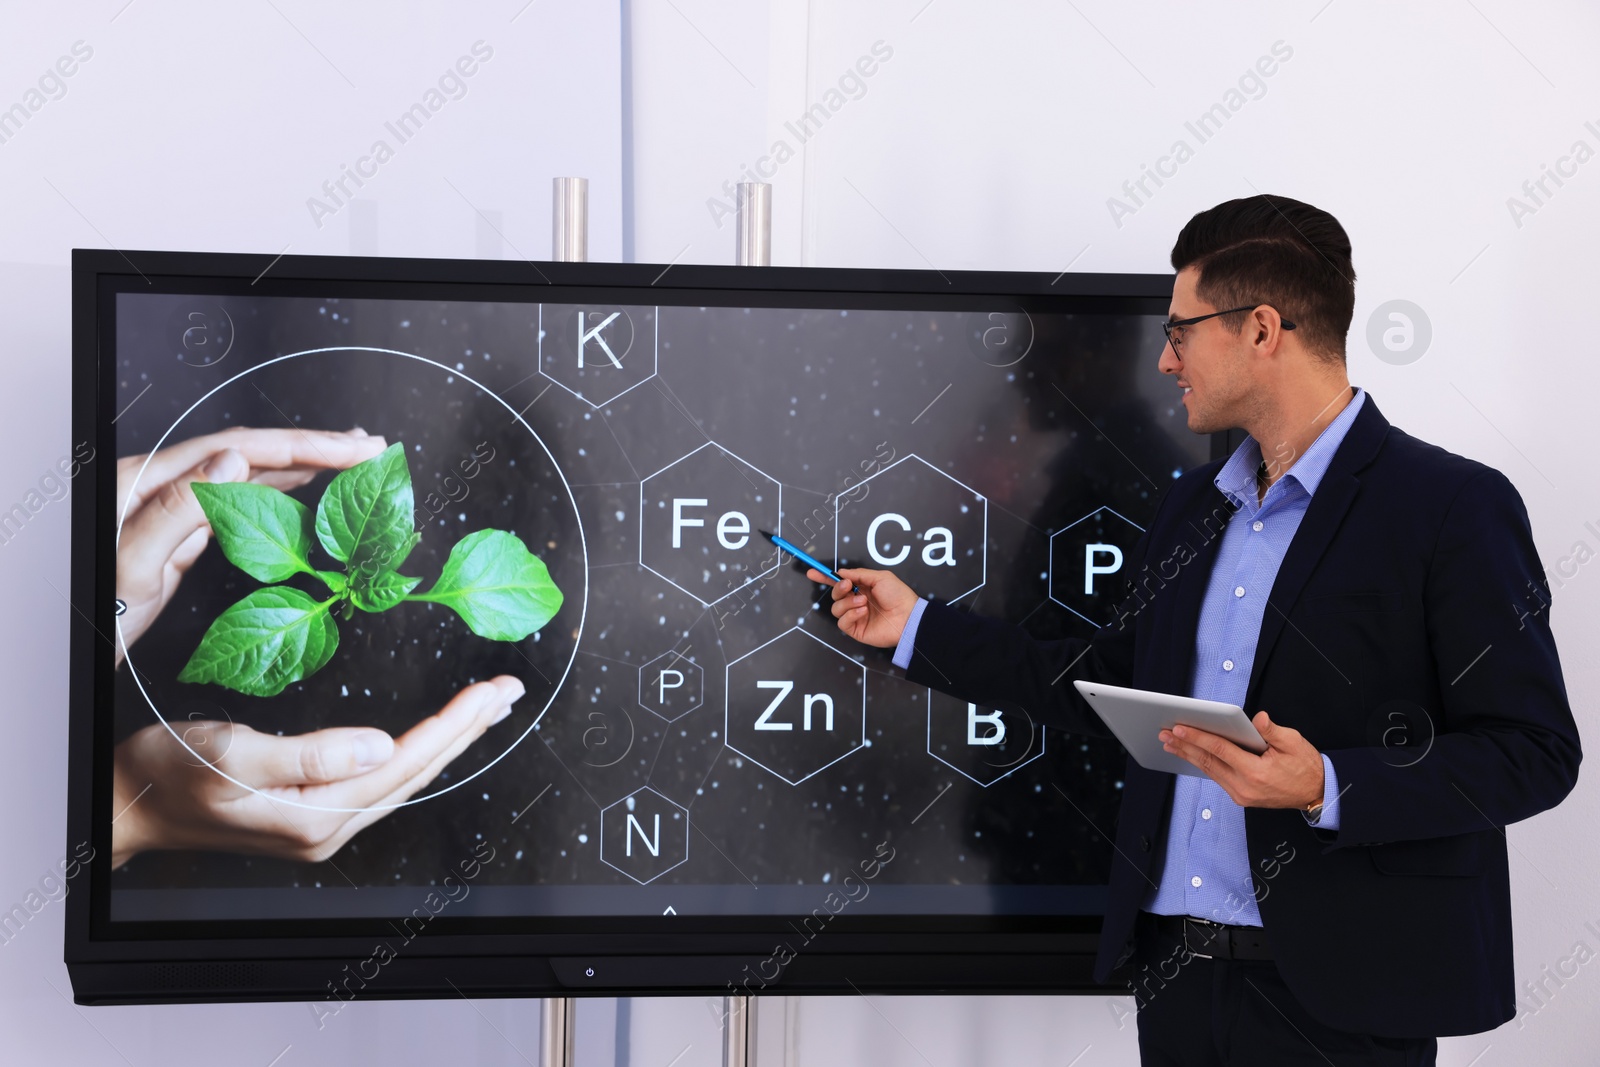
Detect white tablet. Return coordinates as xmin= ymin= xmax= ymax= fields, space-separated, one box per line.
xmin=1072 ymin=680 xmax=1267 ymax=778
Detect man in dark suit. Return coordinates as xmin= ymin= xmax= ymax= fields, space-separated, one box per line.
xmin=808 ymin=195 xmax=1581 ymax=1065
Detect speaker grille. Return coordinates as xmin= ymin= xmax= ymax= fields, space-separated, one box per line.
xmin=149 ymin=961 xmax=265 ymax=990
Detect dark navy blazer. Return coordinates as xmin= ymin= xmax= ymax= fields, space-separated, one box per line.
xmin=905 ymin=393 xmax=1581 ymax=1038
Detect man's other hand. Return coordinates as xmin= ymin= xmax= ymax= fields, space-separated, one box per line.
xmin=1159 ymin=710 xmax=1326 ymax=809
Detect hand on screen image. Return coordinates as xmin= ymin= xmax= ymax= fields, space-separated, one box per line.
xmin=109 ymin=676 xmax=524 ymax=869
xmin=808 ymin=566 xmax=919 ymax=647
xmin=109 ymin=426 xmax=526 ymax=869
xmin=113 ymin=426 xmax=390 ymax=662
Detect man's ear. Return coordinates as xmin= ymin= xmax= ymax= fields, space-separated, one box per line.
xmin=1249 ymin=308 xmax=1277 ymax=347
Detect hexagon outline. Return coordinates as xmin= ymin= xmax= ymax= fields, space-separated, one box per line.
xmin=638 ymin=440 xmax=783 ymax=607
xmin=599 ymin=786 xmax=689 ymax=885
xmin=724 ymin=625 xmax=867 ymax=786
xmin=925 ymin=690 xmax=1047 ymax=787
xmin=638 ymin=649 xmax=704 ymax=722
xmin=538 ymin=304 xmax=660 ymax=409
xmin=833 ymin=453 xmax=987 ymax=604
xmin=1047 ymin=505 xmax=1145 ymax=627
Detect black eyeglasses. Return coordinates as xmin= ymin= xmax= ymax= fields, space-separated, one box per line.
xmin=1163 ymin=305 xmax=1296 ymax=357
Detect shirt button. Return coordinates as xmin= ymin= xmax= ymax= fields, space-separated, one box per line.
xmin=1201 ymin=808 xmax=1212 ymax=820
xmin=1191 ymin=875 xmax=1203 ymax=888
xmin=1223 ymin=659 xmax=1235 ymax=671
xmin=1234 ymin=586 xmax=1245 ymax=598
xmin=1252 ymin=520 xmax=1264 ymax=532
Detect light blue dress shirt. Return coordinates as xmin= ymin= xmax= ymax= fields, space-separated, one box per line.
xmin=894 ymin=388 xmax=1364 ymax=927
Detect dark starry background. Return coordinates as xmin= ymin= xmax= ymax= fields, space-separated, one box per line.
xmin=110 ymin=291 xmax=1205 ymax=910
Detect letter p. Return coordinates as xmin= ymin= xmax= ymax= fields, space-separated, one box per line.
xmin=1084 ymin=543 xmax=1124 ymax=594
xmin=657 ymin=668 xmax=684 ymax=703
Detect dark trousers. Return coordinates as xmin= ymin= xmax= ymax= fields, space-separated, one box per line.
xmin=1129 ymin=911 xmax=1438 ymax=1066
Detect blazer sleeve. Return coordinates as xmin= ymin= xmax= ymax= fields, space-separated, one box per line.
xmin=902 ymin=525 xmax=1152 ymax=740
xmin=1318 ymin=468 xmax=1582 ymax=847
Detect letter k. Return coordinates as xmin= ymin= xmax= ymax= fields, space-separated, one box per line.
xmin=578 ymin=311 xmax=623 ymax=368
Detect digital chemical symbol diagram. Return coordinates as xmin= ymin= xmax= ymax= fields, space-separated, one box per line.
xmin=638 ymin=649 xmax=704 ymax=722
xmin=1048 ymin=505 xmax=1145 ymax=626
xmin=725 ymin=627 xmax=866 ymax=786
xmin=539 ymin=304 xmax=659 ymax=407
xmin=926 ymin=690 xmax=1045 ymax=787
xmin=599 ymin=787 xmax=689 ymax=885
xmin=639 ymin=442 xmax=782 ymax=607
xmin=833 ymin=454 xmax=986 ymax=604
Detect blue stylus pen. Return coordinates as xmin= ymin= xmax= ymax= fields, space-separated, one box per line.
xmin=759 ymin=530 xmax=862 ymax=593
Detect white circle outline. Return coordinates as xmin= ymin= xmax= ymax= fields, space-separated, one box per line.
xmin=116 ymin=345 xmax=588 ymax=812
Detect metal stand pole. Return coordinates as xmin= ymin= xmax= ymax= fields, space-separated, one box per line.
xmin=540 ymin=996 xmax=575 ymax=1067
xmin=735 ymin=182 xmax=771 ymax=267
xmin=538 ymin=172 xmax=586 ymax=1067
xmin=730 ymin=186 xmax=772 ymax=1067
xmin=553 ymin=177 xmax=589 ymax=262
xmin=723 ymin=994 xmax=758 ymax=1067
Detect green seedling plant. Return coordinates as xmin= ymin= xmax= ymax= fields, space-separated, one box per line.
xmin=179 ymin=442 xmax=562 ymax=697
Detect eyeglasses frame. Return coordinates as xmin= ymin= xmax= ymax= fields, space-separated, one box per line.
xmin=1163 ymin=304 xmax=1297 ymax=358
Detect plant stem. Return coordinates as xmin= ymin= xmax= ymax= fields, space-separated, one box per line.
xmin=314 ymin=569 xmax=349 ymax=593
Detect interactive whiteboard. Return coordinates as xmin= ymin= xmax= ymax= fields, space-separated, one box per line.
xmin=69 ymin=251 xmax=1216 ymax=1001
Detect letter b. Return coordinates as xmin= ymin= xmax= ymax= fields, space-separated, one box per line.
xmin=967 ymin=704 xmax=1005 ymax=746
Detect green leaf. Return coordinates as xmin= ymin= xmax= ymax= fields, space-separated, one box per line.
xmin=350 ymin=571 xmax=422 ymax=613
xmin=411 ymin=529 xmax=563 ymax=641
xmin=178 ymin=587 xmax=339 ymax=697
xmin=191 ymin=482 xmax=314 ymax=584
xmin=390 ymin=529 xmax=422 ymax=571
xmin=315 ymin=442 xmax=415 ymax=576
xmin=345 ymin=528 xmax=422 ymax=589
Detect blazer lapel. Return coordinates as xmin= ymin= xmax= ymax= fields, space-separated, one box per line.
xmin=1243 ymin=395 xmax=1392 ymax=710
xmin=1148 ymin=483 xmax=1236 ymax=696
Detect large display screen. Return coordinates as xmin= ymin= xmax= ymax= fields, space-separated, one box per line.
xmin=69 ymin=252 xmax=1215 ymax=1000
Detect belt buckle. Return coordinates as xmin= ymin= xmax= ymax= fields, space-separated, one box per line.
xmin=1182 ymin=917 xmax=1223 ymax=960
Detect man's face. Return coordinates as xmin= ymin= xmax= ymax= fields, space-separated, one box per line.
xmin=1158 ymin=267 xmax=1253 ymax=435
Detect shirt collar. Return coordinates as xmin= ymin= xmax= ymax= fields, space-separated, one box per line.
xmin=1215 ymin=386 xmax=1367 ymax=507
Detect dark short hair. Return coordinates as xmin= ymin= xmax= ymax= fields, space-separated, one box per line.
xmin=1170 ymin=195 xmax=1355 ymax=362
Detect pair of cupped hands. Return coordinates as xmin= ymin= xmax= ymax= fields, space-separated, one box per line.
xmin=112 ymin=427 xmax=524 ymax=869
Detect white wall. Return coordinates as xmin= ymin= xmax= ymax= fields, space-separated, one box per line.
xmin=2 ymin=1 xmax=1595 ymax=1064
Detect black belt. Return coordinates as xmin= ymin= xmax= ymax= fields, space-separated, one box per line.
xmin=1145 ymin=911 xmax=1274 ymax=961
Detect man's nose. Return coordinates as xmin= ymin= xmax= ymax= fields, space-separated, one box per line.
xmin=1158 ymin=342 xmax=1180 ymax=375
